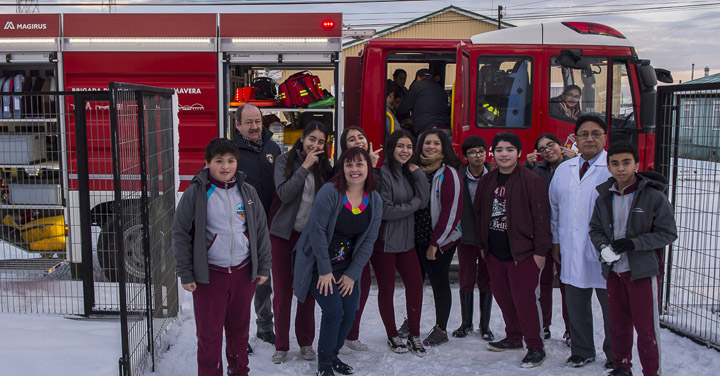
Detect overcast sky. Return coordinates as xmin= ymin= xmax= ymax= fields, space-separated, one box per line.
xmin=0 ymin=0 xmax=716 ymax=83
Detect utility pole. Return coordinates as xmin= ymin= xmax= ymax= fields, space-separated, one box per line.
xmin=691 ymin=63 xmax=695 ymax=81
xmin=497 ymin=5 xmax=504 ymax=30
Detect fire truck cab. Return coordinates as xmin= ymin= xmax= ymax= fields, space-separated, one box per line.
xmin=346 ymin=22 xmax=660 ymax=170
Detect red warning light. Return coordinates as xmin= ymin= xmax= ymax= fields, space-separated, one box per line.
xmin=562 ymin=22 xmax=626 ymax=39
xmin=322 ymin=20 xmax=335 ymax=29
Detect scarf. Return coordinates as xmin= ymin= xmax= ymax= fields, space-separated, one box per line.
xmin=241 ymin=134 xmax=263 ymax=153
xmin=418 ymin=154 xmax=443 ymax=174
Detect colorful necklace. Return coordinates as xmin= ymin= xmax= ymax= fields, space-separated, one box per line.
xmin=344 ymin=192 xmax=369 ymax=215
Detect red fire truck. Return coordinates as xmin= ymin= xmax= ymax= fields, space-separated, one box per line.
xmin=345 ymin=22 xmax=662 ymax=170
xmin=0 ymin=13 xmax=342 ymax=279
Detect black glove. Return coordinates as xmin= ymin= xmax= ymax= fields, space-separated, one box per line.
xmin=610 ymin=238 xmax=635 ymax=254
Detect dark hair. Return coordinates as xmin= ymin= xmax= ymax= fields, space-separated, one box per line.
xmin=412 ymin=129 xmax=462 ymax=169
xmin=205 ymin=138 xmax=239 ymax=163
xmin=339 ymin=126 xmax=368 ymax=154
xmin=393 ymin=69 xmax=407 ymax=79
xmin=284 ymin=121 xmax=333 ymax=190
xmin=386 ymin=81 xmax=397 ymax=97
xmin=234 ymin=103 xmax=261 ymax=124
xmin=534 ymin=133 xmax=562 ymax=150
xmin=329 ymin=147 xmax=376 ymax=193
xmin=384 ymin=129 xmax=415 ymax=176
xmin=575 ymin=113 xmax=608 ymax=134
xmin=461 ymin=136 xmax=487 ymax=156
xmin=562 ymin=84 xmax=582 ymax=97
xmin=491 ymin=131 xmax=522 ymax=153
xmin=607 ymin=141 xmax=639 ymax=163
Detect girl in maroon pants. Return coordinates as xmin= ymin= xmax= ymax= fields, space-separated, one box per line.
xmin=372 ymin=130 xmax=429 ymax=357
xmin=269 ymin=121 xmax=332 ymax=364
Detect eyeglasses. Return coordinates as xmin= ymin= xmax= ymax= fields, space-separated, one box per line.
xmin=467 ymin=151 xmax=485 ymax=158
xmin=564 ymin=94 xmax=581 ymax=100
xmin=576 ymin=131 xmax=605 ymax=140
xmin=537 ymin=141 xmax=556 ymax=154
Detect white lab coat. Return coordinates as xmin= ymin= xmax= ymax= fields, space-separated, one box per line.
xmin=549 ymin=150 xmax=611 ymax=289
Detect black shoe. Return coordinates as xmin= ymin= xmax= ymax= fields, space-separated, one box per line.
xmin=563 ymin=330 xmax=571 ymax=347
xmin=521 ymin=348 xmax=546 ymax=368
xmin=406 ymin=336 xmax=426 ymax=358
xmin=247 ymin=343 xmax=254 ymax=355
xmin=387 ymin=336 xmax=409 ymax=353
xmin=565 ymin=355 xmax=595 ymax=367
xmin=422 ymin=325 xmax=449 ymax=347
xmin=257 ymin=331 xmax=276 ymax=345
xmin=316 ymin=365 xmax=335 ymax=376
xmin=398 ymin=317 xmax=409 ymax=339
xmin=452 ymin=323 xmax=473 ymax=338
xmin=605 ymin=360 xmax=614 ymax=370
xmin=543 ymin=326 xmax=551 ymax=340
xmin=332 ymin=358 xmax=354 ymax=375
xmin=487 ymin=338 xmax=524 ymax=352
xmin=608 ymin=369 xmax=633 ymax=376
xmin=480 ymin=328 xmax=495 ymax=341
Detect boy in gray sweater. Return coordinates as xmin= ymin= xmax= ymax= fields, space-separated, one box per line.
xmin=173 ymin=138 xmax=271 ymax=376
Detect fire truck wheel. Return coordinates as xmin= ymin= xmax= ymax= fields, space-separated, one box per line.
xmin=97 ymin=216 xmax=146 ymax=283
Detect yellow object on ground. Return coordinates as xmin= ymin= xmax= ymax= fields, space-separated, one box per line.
xmin=29 ymin=235 xmax=66 ymax=252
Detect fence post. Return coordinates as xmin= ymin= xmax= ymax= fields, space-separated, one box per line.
xmin=75 ymin=94 xmax=95 ymax=317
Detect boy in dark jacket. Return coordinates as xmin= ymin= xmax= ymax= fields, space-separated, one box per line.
xmin=590 ymin=142 xmax=677 ymax=376
xmin=475 ymin=132 xmax=551 ymax=368
xmin=173 ymin=138 xmax=272 ymax=376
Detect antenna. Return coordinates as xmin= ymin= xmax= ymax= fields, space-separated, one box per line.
xmin=16 ymin=0 xmax=39 ymax=14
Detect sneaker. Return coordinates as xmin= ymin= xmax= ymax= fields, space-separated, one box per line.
xmin=301 ymin=346 xmax=316 ymax=361
xmin=563 ymin=330 xmax=571 ymax=347
xmin=406 ymin=336 xmax=426 ymax=358
xmin=316 ymin=365 xmax=335 ymax=376
xmin=565 ymin=355 xmax=595 ymax=367
xmin=543 ymin=326 xmax=551 ymax=340
xmin=487 ymin=338 xmax=524 ymax=352
xmin=387 ymin=336 xmax=409 ymax=353
xmin=257 ymin=331 xmax=276 ymax=345
xmin=247 ymin=343 xmax=254 ymax=355
xmin=608 ymin=369 xmax=633 ymax=376
xmin=422 ymin=325 xmax=449 ymax=347
xmin=338 ymin=345 xmax=351 ymax=355
xmin=271 ymin=350 xmax=287 ymax=364
xmin=332 ymin=358 xmax=354 ymax=375
xmin=521 ymin=348 xmax=546 ymax=368
xmin=605 ymin=360 xmax=614 ymax=370
xmin=344 ymin=339 xmax=369 ymax=351
xmin=398 ymin=317 xmax=409 ymax=339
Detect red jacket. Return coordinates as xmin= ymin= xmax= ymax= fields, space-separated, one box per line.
xmin=474 ymin=164 xmax=551 ymax=263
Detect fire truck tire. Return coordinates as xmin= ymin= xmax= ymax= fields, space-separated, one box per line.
xmin=97 ymin=215 xmax=146 ymax=283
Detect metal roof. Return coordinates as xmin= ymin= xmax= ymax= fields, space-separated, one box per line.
xmin=681 ymin=73 xmax=720 ymax=85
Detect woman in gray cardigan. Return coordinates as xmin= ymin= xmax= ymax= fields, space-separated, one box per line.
xmin=293 ymin=148 xmax=382 ymax=376
xmin=371 ymin=130 xmax=430 ymax=357
xmin=269 ymin=121 xmax=333 ymax=364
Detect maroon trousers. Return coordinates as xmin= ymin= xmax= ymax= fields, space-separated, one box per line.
xmin=607 ymin=271 xmax=661 ymax=376
xmin=346 ymin=263 xmax=371 ymax=341
xmin=193 ymin=262 xmax=256 ymax=376
xmin=457 ymin=244 xmax=491 ymax=292
xmin=371 ymin=248 xmax=423 ymax=338
xmin=271 ymin=232 xmax=316 ymax=352
xmin=486 ymin=253 xmax=544 ymax=349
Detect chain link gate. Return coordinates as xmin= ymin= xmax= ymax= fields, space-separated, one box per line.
xmin=656 ymin=81 xmax=720 ymax=350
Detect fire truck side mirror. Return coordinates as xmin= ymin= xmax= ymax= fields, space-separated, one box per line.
xmin=654 ymin=68 xmax=673 ymax=84
xmin=558 ymin=49 xmax=590 ymax=70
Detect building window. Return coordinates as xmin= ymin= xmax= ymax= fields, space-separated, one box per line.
xmin=681 ymin=101 xmax=696 ymax=129
xmin=712 ymin=100 xmax=720 ymax=131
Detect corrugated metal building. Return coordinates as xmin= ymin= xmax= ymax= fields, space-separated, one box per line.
xmin=674 ymin=73 xmax=720 ymax=161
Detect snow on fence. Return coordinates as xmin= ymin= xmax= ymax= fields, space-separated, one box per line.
xmin=657 ymin=83 xmax=720 ymax=350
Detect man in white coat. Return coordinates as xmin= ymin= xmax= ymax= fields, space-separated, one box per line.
xmin=549 ymin=114 xmax=613 ymax=369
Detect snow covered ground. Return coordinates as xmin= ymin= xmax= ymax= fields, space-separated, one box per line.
xmin=3 ymin=282 xmax=719 ymax=376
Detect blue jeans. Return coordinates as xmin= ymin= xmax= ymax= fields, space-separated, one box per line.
xmin=310 ymin=278 xmax=359 ymax=368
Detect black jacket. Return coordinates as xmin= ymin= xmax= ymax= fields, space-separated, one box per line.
xmin=589 ymin=172 xmax=678 ymax=280
xmin=233 ymin=127 xmax=281 ymax=215
xmin=397 ymin=78 xmax=450 ymax=135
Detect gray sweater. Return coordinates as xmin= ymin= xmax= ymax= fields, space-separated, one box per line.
xmin=271 ymin=150 xmax=325 ymax=240
xmin=172 ymin=169 xmax=271 ymax=284
xmin=378 ymin=164 xmax=430 ymax=253
xmin=589 ymin=172 xmax=677 ymax=280
xmin=293 ymin=183 xmax=383 ymax=302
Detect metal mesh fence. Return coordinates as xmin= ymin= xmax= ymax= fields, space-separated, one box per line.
xmin=656 ymin=83 xmax=720 ymax=350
